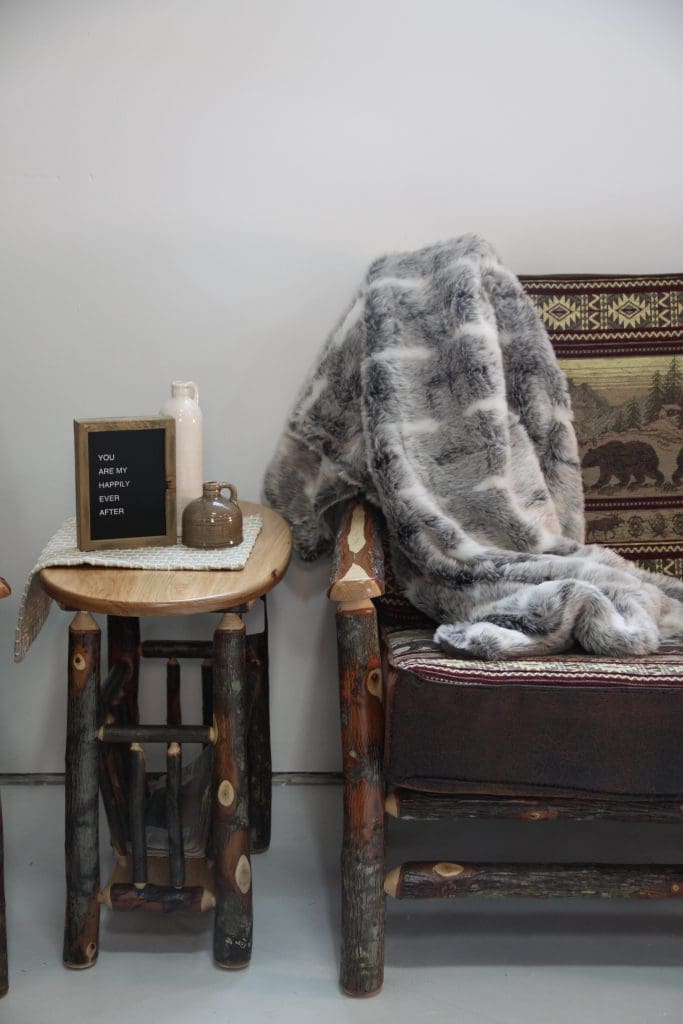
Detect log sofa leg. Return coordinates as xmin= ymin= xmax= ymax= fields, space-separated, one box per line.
xmin=212 ymin=612 xmax=252 ymax=969
xmin=337 ymin=599 xmax=385 ymax=997
xmin=247 ymin=597 xmax=271 ymax=853
xmin=64 ymin=611 xmax=101 ymax=969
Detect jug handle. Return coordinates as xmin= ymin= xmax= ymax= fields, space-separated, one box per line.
xmin=217 ymin=482 xmax=238 ymax=503
xmin=171 ymin=380 xmax=199 ymax=402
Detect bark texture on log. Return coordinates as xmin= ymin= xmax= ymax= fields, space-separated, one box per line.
xmin=98 ymin=744 xmax=129 ymax=858
xmin=166 ymin=743 xmax=185 ymax=887
xmin=129 ymin=743 xmax=147 ymax=885
xmin=387 ymin=791 xmax=683 ymax=824
xmin=64 ymin=612 xmax=101 ymax=969
xmin=337 ymin=599 xmax=385 ymax=996
xmin=246 ymin=598 xmax=271 ymax=853
xmin=386 ymin=861 xmax=683 ymax=900
xmin=107 ymin=616 xmax=140 ymax=724
xmin=212 ymin=613 xmax=252 ymax=969
xmin=101 ymin=616 xmax=140 ymax=856
xmin=142 ymin=640 xmax=213 ymax=659
xmin=106 ymin=884 xmax=210 ymax=913
xmin=99 ymin=662 xmax=131 ymax=718
xmin=166 ymin=659 xmax=181 ymax=727
xmin=328 ymin=501 xmax=386 ymax=602
xmin=201 ymin=659 xmax=213 ymax=729
xmin=0 ymin=796 xmax=7 ymax=996
xmin=99 ymin=724 xmax=212 ymax=744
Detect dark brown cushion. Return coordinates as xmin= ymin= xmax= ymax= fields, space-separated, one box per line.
xmin=384 ymin=630 xmax=683 ymax=798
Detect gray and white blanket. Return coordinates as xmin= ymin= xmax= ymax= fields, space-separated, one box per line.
xmin=264 ymin=235 xmax=683 ymax=659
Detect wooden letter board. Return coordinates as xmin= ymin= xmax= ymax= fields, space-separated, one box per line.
xmin=74 ymin=417 xmax=176 ymax=551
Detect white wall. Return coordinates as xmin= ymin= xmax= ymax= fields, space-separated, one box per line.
xmin=1 ymin=0 xmax=681 ymax=773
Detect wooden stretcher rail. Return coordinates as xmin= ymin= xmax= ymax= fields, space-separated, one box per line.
xmin=98 ymin=724 xmax=214 ymax=744
xmin=142 ymin=640 xmax=214 ymax=659
xmin=103 ymin=884 xmax=213 ymax=913
xmin=386 ymin=790 xmax=683 ymax=823
xmin=385 ymin=861 xmax=683 ymax=900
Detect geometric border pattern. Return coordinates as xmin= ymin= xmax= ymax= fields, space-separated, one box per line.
xmin=388 ymin=629 xmax=683 ymax=688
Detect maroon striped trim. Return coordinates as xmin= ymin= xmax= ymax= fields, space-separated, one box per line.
xmin=405 ymin=664 xmax=683 ymax=688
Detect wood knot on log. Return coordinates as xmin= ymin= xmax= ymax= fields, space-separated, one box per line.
xmin=235 ymin=854 xmax=251 ymax=894
xmin=85 ymin=942 xmax=97 ymax=962
xmin=201 ymin=888 xmax=216 ymax=912
xmin=217 ymin=780 xmax=235 ymax=808
xmin=385 ymin=793 xmax=399 ymax=818
xmin=72 ymin=653 xmax=87 ymax=671
xmin=384 ymin=866 xmax=401 ymax=898
xmin=366 ymin=668 xmax=382 ymax=700
xmin=434 ymin=862 xmax=465 ymax=879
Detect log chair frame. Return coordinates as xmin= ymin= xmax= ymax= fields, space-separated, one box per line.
xmin=63 ymin=596 xmax=272 ymax=970
xmin=329 ymin=499 xmax=683 ymax=996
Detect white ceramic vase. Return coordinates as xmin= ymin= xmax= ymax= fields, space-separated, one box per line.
xmin=160 ymin=380 xmax=204 ymax=538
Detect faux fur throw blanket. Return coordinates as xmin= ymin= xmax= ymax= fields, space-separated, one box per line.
xmin=264 ymin=235 xmax=683 ymax=659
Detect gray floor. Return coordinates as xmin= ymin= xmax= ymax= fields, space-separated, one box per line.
xmin=2 ymin=780 xmax=683 ymax=1023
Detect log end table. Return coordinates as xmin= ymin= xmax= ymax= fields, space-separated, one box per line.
xmin=39 ymin=502 xmax=291 ymax=971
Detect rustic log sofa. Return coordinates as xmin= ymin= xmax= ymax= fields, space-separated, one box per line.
xmin=328 ymin=272 xmax=683 ymax=995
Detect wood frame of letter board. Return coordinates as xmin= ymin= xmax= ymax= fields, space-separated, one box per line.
xmin=74 ymin=417 xmax=176 ymax=551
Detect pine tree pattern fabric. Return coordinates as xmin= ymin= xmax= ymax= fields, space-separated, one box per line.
xmin=523 ymin=272 xmax=683 ymax=577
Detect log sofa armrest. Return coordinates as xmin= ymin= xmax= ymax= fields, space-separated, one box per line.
xmin=327 ymin=500 xmax=386 ymax=603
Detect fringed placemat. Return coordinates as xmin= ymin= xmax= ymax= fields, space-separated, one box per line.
xmin=15 ymin=514 xmax=262 ymax=661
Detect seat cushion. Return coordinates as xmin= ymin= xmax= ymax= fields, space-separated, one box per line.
xmin=384 ymin=630 xmax=683 ymax=798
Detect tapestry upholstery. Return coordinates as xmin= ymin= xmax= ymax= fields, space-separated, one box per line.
xmin=522 ymin=274 xmax=683 ymax=578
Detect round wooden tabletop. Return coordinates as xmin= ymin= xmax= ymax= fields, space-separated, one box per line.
xmin=39 ymin=502 xmax=292 ymax=617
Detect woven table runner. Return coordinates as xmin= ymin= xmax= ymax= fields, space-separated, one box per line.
xmin=14 ymin=514 xmax=263 ymax=662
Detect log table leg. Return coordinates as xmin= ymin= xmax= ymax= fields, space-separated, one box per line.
xmin=107 ymin=616 xmax=140 ymax=725
xmin=337 ymin=599 xmax=385 ymax=997
xmin=129 ymin=743 xmax=148 ymax=886
xmin=212 ymin=612 xmax=252 ymax=969
xmin=101 ymin=616 xmax=141 ymax=857
xmin=0 ymin=795 xmax=7 ymax=996
xmin=247 ymin=597 xmax=271 ymax=853
xmin=201 ymin=658 xmax=213 ymax=731
xmin=64 ymin=611 xmax=101 ymax=969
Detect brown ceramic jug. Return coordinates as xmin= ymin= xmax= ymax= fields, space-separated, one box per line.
xmin=182 ymin=482 xmax=243 ymax=549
